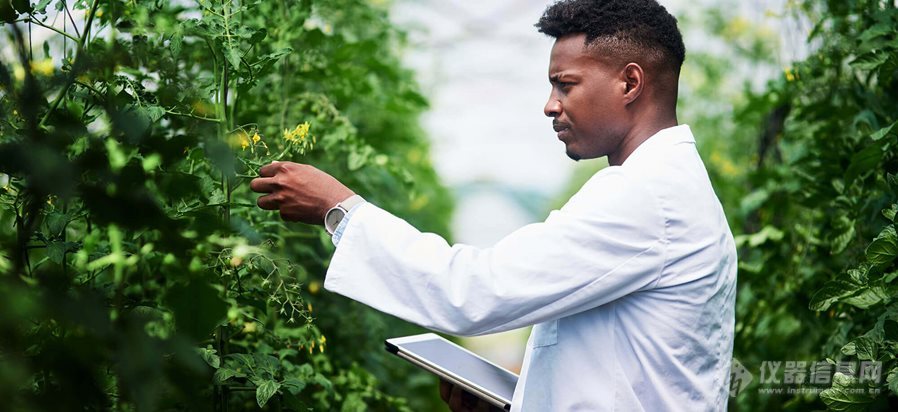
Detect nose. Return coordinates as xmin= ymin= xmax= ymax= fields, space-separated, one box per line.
xmin=544 ymin=96 xmax=561 ymax=118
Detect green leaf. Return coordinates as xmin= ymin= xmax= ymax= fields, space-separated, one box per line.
xmin=820 ymin=373 xmax=875 ymax=411
xmin=736 ymin=226 xmax=784 ymax=248
xmin=47 ymin=212 xmax=68 ymax=236
xmin=11 ymin=0 xmax=31 ymax=14
xmin=144 ymin=105 xmax=166 ymax=122
xmin=282 ymin=377 xmax=306 ymax=395
xmin=311 ymin=373 xmax=332 ymax=391
xmin=226 ymin=48 xmax=242 ymax=70
xmin=810 ymin=280 xmax=859 ymax=311
xmin=847 ymin=267 xmax=868 ymax=284
xmin=850 ymin=51 xmax=890 ymax=71
xmin=841 ymin=336 xmax=877 ymax=360
xmin=859 ymin=23 xmax=893 ymax=44
xmin=197 ymin=347 xmax=220 ymax=368
xmin=887 ymin=368 xmax=898 ymax=396
xmin=832 ymin=218 xmax=856 ymax=254
xmin=254 ymin=354 xmax=279 ymax=378
xmin=106 ymin=139 xmax=129 ymax=171
xmin=871 ymin=121 xmax=897 ymax=141
xmin=47 ymin=242 xmax=66 ymax=265
xmin=170 ymin=32 xmax=183 ymax=56
xmin=0 ymin=2 xmax=15 ymax=24
xmin=845 ymin=144 xmax=884 ymax=183
xmin=884 ymin=203 xmax=898 ymax=222
xmin=142 ymin=154 xmax=162 ymax=172
xmin=858 ymin=23 xmax=895 ymax=53
xmin=739 ymin=189 xmax=769 ymax=214
xmin=866 ymin=225 xmax=898 ymax=267
xmin=842 ymin=286 xmax=889 ymax=309
xmin=229 ymin=353 xmax=255 ymax=369
xmin=256 ymin=380 xmax=280 ymax=408
xmin=341 ymin=393 xmax=367 ymax=412
xmin=214 ymin=368 xmax=237 ymax=384
xmin=33 ymin=0 xmax=52 ymax=14
xmin=347 ymin=146 xmax=374 ymax=171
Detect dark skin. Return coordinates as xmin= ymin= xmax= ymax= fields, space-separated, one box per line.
xmin=545 ymin=33 xmax=678 ymax=164
xmin=250 ymin=32 xmax=679 ymax=412
xmin=439 ymin=379 xmax=503 ymax=412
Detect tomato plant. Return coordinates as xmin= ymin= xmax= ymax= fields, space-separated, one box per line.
xmin=0 ymin=0 xmax=452 ymax=410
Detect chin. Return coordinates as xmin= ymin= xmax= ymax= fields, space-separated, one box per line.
xmin=565 ymin=149 xmax=581 ymax=161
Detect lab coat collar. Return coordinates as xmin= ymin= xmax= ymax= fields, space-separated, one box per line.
xmin=621 ymin=124 xmax=694 ymax=166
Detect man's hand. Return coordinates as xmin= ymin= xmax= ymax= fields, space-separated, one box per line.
xmin=250 ymin=161 xmax=355 ymax=224
xmin=440 ymin=380 xmax=503 ymax=412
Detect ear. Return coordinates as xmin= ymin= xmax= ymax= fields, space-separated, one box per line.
xmin=621 ymin=63 xmax=644 ymax=105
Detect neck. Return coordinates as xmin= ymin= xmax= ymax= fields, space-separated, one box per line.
xmin=608 ymin=109 xmax=678 ymax=166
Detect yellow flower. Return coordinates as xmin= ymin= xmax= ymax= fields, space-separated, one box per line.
xmin=242 ymin=322 xmax=257 ymax=333
xmin=308 ymin=280 xmax=321 ymax=294
xmin=228 ymin=131 xmax=251 ymax=150
xmin=252 ymin=132 xmax=261 ymax=144
xmin=283 ymin=122 xmax=311 ymax=142
xmin=30 ymin=59 xmax=54 ymax=76
xmin=13 ymin=65 xmax=25 ymax=81
xmin=784 ymin=67 xmax=796 ymax=82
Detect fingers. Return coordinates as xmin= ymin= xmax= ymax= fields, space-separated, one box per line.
xmin=440 ymin=380 xmax=452 ymax=403
xmin=256 ymin=193 xmax=280 ymax=210
xmin=449 ymin=384 xmax=465 ymax=411
xmin=258 ymin=161 xmax=282 ymax=177
xmin=460 ymin=389 xmax=480 ymax=410
xmin=441 ymin=381 xmax=491 ymax=412
xmin=250 ymin=177 xmax=278 ymax=193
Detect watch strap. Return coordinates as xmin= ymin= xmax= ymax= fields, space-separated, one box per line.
xmin=338 ymin=194 xmax=366 ymax=212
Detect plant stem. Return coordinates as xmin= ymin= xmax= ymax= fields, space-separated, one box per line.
xmin=19 ymin=17 xmax=80 ymax=42
xmin=38 ymin=0 xmax=101 ymax=128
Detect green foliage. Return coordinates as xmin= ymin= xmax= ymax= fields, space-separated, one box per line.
xmin=711 ymin=0 xmax=898 ymax=410
xmin=0 ymin=0 xmax=452 ymax=410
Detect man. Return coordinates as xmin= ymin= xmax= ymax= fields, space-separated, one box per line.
xmin=251 ymin=0 xmax=737 ymax=410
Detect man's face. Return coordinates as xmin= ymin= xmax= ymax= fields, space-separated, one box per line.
xmin=545 ymin=34 xmax=629 ymax=161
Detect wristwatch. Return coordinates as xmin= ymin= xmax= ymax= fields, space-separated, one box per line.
xmin=324 ymin=195 xmax=366 ymax=236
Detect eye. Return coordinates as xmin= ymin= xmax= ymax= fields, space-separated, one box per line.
xmin=558 ymin=82 xmax=573 ymax=90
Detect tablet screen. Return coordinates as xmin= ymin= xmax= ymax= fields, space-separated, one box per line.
xmin=388 ymin=334 xmax=518 ymax=403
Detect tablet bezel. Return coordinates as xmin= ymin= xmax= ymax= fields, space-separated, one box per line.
xmin=385 ymin=333 xmax=516 ymax=411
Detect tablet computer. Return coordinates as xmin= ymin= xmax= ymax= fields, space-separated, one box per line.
xmin=385 ymin=333 xmax=518 ymax=411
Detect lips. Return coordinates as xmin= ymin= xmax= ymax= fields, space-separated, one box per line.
xmin=552 ymin=121 xmax=570 ymax=133
xmin=553 ymin=122 xmax=571 ymax=140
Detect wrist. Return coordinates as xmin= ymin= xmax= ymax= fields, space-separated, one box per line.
xmin=324 ymin=194 xmax=365 ymax=235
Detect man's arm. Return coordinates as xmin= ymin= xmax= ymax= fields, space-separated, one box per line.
xmin=251 ymin=160 xmax=667 ymax=336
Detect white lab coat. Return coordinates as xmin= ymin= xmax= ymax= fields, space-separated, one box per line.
xmin=325 ymin=125 xmax=737 ymax=411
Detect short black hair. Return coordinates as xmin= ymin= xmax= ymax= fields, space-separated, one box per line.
xmin=535 ymin=0 xmax=685 ymax=75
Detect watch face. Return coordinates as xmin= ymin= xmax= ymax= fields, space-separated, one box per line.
xmin=325 ymin=208 xmax=346 ymax=234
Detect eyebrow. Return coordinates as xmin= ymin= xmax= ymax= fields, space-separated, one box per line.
xmin=549 ymin=73 xmax=578 ymax=83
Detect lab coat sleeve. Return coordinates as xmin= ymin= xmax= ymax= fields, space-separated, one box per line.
xmin=323 ymin=169 xmax=667 ymax=336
